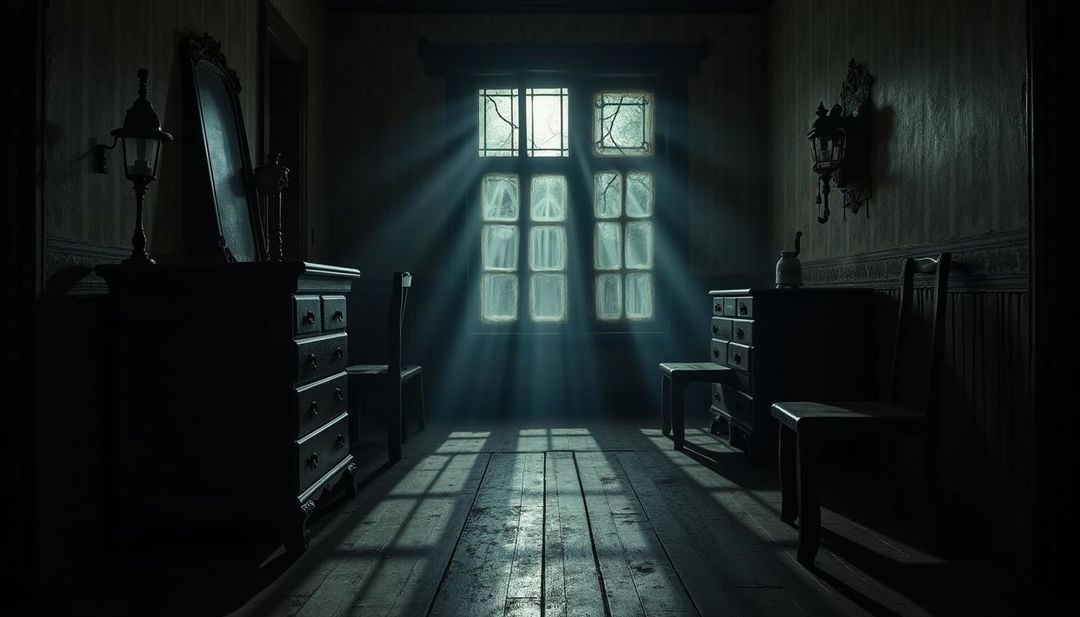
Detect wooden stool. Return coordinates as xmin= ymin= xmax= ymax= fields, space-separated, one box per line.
xmin=659 ymin=362 xmax=731 ymax=450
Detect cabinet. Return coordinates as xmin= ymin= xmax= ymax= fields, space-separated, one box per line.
xmin=97 ymin=261 xmax=361 ymax=552
xmin=708 ymin=288 xmax=877 ymax=458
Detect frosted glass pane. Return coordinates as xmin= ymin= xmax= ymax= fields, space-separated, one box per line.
xmin=530 ymin=175 xmax=567 ymax=221
xmin=625 ymin=273 xmax=654 ymax=320
xmin=478 ymin=89 xmax=518 ymax=157
xmin=595 ymin=273 xmax=622 ymax=321
xmin=594 ymin=222 xmax=622 ymax=270
xmin=482 ymin=174 xmax=519 ymax=221
xmin=626 ymin=171 xmax=653 ymax=218
xmin=530 ymin=274 xmax=567 ymax=323
xmin=526 ymin=88 xmax=569 ymax=157
xmin=625 ymin=221 xmax=653 ymax=269
xmin=529 ymin=226 xmax=566 ymax=271
xmin=482 ymin=225 xmax=518 ymax=271
xmin=593 ymin=171 xmax=622 ymax=219
xmin=481 ymin=273 xmax=518 ymax=323
xmin=593 ymin=91 xmax=654 ymax=157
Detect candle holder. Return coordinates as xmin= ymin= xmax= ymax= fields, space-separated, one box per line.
xmin=254 ymin=153 xmax=290 ymax=262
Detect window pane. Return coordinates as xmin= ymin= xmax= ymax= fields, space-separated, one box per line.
xmin=626 ymin=171 xmax=653 ymax=218
xmin=593 ymin=91 xmax=654 ymax=157
xmin=625 ymin=221 xmax=653 ymax=269
xmin=595 ymin=273 xmax=622 ymax=321
xmin=530 ymin=273 xmax=567 ymax=322
xmin=593 ymin=171 xmax=622 ymax=219
xmin=482 ymin=224 xmax=518 ymax=271
xmin=529 ymin=226 xmax=566 ymax=271
xmin=478 ymin=89 xmax=518 ymax=157
xmin=481 ymin=273 xmax=518 ymax=323
xmin=530 ymin=175 xmax=567 ymax=221
xmin=594 ymin=222 xmax=622 ymax=270
xmin=482 ymin=173 xmax=519 ymax=221
xmin=625 ymin=272 xmax=653 ymax=320
xmin=526 ymin=88 xmax=569 ymax=157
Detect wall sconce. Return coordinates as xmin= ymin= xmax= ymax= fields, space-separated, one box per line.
xmin=807 ymin=59 xmax=874 ymax=223
xmin=254 ymin=153 xmax=290 ymax=262
xmin=95 ymin=68 xmax=173 ymax=264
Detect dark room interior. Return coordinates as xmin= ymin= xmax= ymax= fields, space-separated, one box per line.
xmin=5 ymin=0 xmax=1079 ymax=615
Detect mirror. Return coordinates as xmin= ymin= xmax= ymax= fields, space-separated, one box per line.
xmin=186 ymin=33 xmax=264 ymax=262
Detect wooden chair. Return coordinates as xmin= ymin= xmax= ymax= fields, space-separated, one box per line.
xmin=659 ymin=362 xmax=732 ymax=450
xmin=347 ymin=272 xmax=425 ymax=462
xmin=771 ymin=253 xmax=950 ymax=564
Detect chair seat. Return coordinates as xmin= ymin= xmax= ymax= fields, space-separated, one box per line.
xmin=659 ymin=362 xmax=730 ymax=381
xmin=771 ymin=400 xmax=926 ymax=431
xmin=347 ymin=364 xmax=423 ymax=382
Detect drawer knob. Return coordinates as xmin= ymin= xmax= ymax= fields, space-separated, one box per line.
xmin=303 ymin=310 xmax=316 ymax=325
xmin=713 ymin=391 xmax=720 ymax=401
xmin=334 ymin=348 xmax=344 ymax=360
xmin=712 ymin=348 xmax=720 ymax=359
xmin=308 ymin=353 xmax=319 ymax=368
xmin=733 ymin=352 xmax=742 ymax=364
xmin=735 ymin=327 xmax=745 ymax=340
xmin=335 ymin=434 xmax=346 ymax=448
xmin=712 ymin=325 xmax=719 ymax=334
xmin=309 ymin=401 xmax=319 ymax=417
xmin=308 ymin=452 xmax=319 ymax=469
xmin=332 ymin=310 xmax=344 ymax=321
xmin=714 ymin=303 xmax=721 ymax=312
xmin=334 ymin=388 xmax=344 ymax=402
xmin=739 ymin=304 xmax=748 ymax=315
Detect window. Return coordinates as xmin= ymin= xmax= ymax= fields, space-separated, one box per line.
xmin=475 ymin=84 xmax=656 ymax=327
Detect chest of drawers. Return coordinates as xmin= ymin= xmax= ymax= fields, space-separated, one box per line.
xmin=97 ymin=261 xmax=361 ymax=552
xmin=708 ymin=288 xmax=877 ymax=459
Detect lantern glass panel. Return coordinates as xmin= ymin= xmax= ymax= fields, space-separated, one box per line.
xmin=123 ymin=136 xmax=160 ymax=179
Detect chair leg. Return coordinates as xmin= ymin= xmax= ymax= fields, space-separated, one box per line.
xmin=417 ymin=374 xmax=426 ymax=432
xmin=387 ymin=383 xmax=402 ymax=462
xmin=672 ymin=378 xmax=686 ymax=451
xmin=400 ymin=380 xmax=408 ymax=445
xmin=778 ymin=426 xmax=798 ymax=526
xmin=795 ymin=431 xmax=821 ymax=564
xmin=660 ymin=374 xmax=672 ymax=437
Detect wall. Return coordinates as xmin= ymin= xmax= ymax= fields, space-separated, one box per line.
xmin=33 ymin=0 xmax=329 ymax=586
xmin=766 ymin=0 xmax=1031 ymax=563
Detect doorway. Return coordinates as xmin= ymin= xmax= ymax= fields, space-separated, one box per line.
xmin=262 ymin=2 xmax=308 ymax=261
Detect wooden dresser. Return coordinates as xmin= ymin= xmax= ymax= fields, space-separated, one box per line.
xmin=97 ymin=261 xmax=361 ymax=552
xmin=708 ymin=288 xmax=877 ymax=459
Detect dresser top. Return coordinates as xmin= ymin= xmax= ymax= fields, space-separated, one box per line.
xmin=709 ymin=287 xmax=874 ymax=296
xmin=97 ymin=261 xmax=361 ymax=295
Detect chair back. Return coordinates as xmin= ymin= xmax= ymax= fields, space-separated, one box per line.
xmin=889 ymin=253 xmax=951 ymax=418
xmin=387 ymin=271 xmax=412 ymax=378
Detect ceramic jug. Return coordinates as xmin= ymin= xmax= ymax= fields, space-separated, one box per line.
xmin=775 ymin=231 xmax=803 ymax=288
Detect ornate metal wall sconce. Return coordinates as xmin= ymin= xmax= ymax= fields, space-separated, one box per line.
xmin=807 ymin=59 xmax=874 ymax=223
xmin=94 ymin=69 xmax=174 ymax=264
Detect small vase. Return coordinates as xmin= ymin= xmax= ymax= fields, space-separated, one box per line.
xmin=775 ymin=231 xmax=803 ymax=288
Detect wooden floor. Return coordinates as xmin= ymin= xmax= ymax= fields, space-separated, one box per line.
xmin=222 ymin=422 xmax=1018 ymax=617
xmin=40 ymin=420 xmax=1031 ymax=616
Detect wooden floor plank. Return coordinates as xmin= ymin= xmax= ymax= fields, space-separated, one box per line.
xmin=429 ymin=453 xmax=538 ymax=617
xmin=544 ymin=452 xmax=606 ymax=617
xmin=505 ymin=452 xmax=545 ymax=610
xmin=576 ymin=451 xmax=697 ymax=617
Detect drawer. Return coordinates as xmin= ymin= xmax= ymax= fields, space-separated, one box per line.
xmin=710 ymin=317 xmax=732 ymax=341
xmin=295 ymin=332 xmax=348 ymax=386
xmin=295 ymin=372 xmax=348 ymax=437
xmin=710 ymin=338 xmax=728 ymax=364
xmin=735 ymin=296 xmax=753 ymax=318
xmin=730 ymin=319 xmax=753 ymax=346
xmin=712 ymin=383 xmax=753 ymax=427
xmin=727 ymin=342 xmax=751 ymax=372
xmin=723 ymin=297 xmax=737 ymax=317
xmin=294 ymin=296 xmax=322 ymax=336
xmin=321 ymin=295 xmax=347 ymax=332
xmin=296 ymin=412 xmax=350 ymax=494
